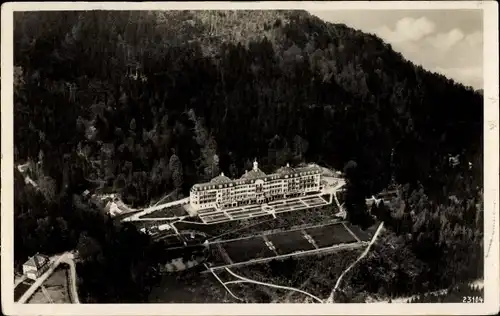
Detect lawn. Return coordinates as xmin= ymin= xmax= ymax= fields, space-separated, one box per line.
xmin=222 ymin=237 xmax=276 ymax=263
xmin=305 ymin=223 xmax=358 ymax=248
xmin=27 ymin=288 xmax=50 ymax=304
xmin=266 ymin=230 xmax=316 ymax=255
xmin=27 ymin=267 xmax=71 ymax=304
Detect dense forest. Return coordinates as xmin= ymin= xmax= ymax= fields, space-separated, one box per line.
xmin=13 ymin=10 xmax=483 ymax=302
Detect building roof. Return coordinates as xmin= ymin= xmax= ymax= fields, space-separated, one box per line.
xmin=240 ymin=160 xmax=267 ymax=179
xmin=24 ymin=253 xmax=49 ymax=270
xmin=276 ymin=163 xmax=295 ymax=175
xmin=240 ymin=169 xmax=267 ymax=180
xmin=210 ymin=172 xmax=232 ymax=184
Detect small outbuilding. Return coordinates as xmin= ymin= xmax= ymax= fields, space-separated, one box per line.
xmin=23 ymin=253 xmax=50 ymax=280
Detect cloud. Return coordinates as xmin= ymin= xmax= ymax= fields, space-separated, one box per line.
xmin=308 ymin=10 xmax=483 ymax=89
xmin=374 ymin=17 xmax=483 ymax=89
xmin=464 ymin=31 xmax=483 ymax=47
xmin=377 ymin=17 xmax=436 ymax=43
xmin=428 ymin=28 xmax=465 ymax=51
xmin=433 ymin=66 xmax=483 ymax=89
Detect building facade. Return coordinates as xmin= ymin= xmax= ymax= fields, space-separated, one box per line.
xmin=189 ymin=161 xmax=322 ymax=211
xmin=23 ymin=253 xmax=50 ymax=280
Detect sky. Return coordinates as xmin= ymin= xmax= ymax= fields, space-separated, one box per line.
xmin=309 ymin=10 xmax=483 ymax=90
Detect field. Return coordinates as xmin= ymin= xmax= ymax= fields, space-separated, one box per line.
xmin=305 ymin=223 xmax=357 ymax=248
xmin=267 ymin=230 xmax=316 ymax=254
xmin=213 ymin=249 xmax=364 ymax=303
xmin=27 ymin=266 xmax=71 ymax=304
xmin=149 ymin=247 xmax=365 ymax=303
xmin=222 ymin=237 xmax=276 ymax=263
xmin=148 ymin=213 xmax=373 ymax=304
xmin=209 ymin=222 xmax=363 ymax=269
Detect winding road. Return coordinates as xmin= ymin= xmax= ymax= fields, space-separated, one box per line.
xmin=60 ymin=253 xmax=80 ymax=304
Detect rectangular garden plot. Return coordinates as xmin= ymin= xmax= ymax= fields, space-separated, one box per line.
xmin=302 ymin=196 xmax=323 ymax=202
xmin=200 ymin=212 xmax=231 ymax=223
xmin=301 ymin=197 xmax=328 ymax=207
xmin=228 ymin=207 xmax=266 ymax=219
xmin=343 ymin=223 xmax=373 ymax=242
xmin=273 ymin=203 xmax=292 ymax=211
xmin=266 ymin=230 xmax=316 ymax=255
xmin=284 ymin=200 xmax=306 ymax=207
xmin=231 ymin=212 xmax=267 ymax=221
xmin=198 ymin=207 xmax=218 ymax=215
xmin=221 ymin=237 xmax=275 ymax=263
xmin=306 ymin=223 xmax=357 ymax=248
xmin=268 ymin=200 xmax=285 ymax=206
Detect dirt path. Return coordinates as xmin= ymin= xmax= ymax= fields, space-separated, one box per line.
xmin=326 ymin=222 xmax=385 ymax=303
xmin=224 ymin=267 xmax=324 ymax=303
xmin=205 ymin=264 xmax=243 ymax=302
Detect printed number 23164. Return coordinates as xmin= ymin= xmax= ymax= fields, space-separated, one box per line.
xmin=463 ymin=296 xmax=484 ymax=303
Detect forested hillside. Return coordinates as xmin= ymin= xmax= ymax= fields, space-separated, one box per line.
xmin=13 ymin=10 xmax=483 ymax=302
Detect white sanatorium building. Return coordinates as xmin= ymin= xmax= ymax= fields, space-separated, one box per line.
xmin=189 ymin=161 xmax=323 ymax=211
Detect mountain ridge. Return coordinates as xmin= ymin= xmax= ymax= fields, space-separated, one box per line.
xmin=13 ymin=10 xmax=483 ymax=303
xmin=14 ymin=10 xmax=482 ymax=201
